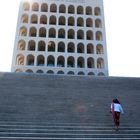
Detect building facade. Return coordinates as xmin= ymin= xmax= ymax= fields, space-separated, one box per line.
xmin=11 ymin=0 xmax=108 ymax=76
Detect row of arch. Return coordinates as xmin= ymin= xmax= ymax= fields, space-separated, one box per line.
xmin=21 ymin=14 xmax=102 ymax=28
xmin=18 ymin=40 xmax=104 ymax=54
xmin=19 ymin=27 xmax=103 ymax=41
xmin=16 ymin=54 xmax=105 ymax=69
xmin=15 ymin=69 xmax=105 ymax=76
xmin=23 ymin=2 xmax=101 ymax=16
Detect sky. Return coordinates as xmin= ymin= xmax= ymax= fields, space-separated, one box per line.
xmin=0 ymin=0 xmax=140 ymax=77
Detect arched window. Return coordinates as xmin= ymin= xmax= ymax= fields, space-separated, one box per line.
xmin=49 ymin=28 xmax=56 ymax=38
xmin=59 ymin=16 xmax=65 ymax=25
xmin=49 ymin=15 xmax=56 ymax=25
xmin=98 ymin=72 xmax=105 ymax=76
xmin=67 ymin=71 xmax=75 ymax=75
xmin=88 ymin=72 xmax=95 ymax=76
xmin=87 ymin=57 xmax=94 ymax=68
xmin=68 ymin=17 xmax=75 ymax=26
xmin=77 ymin=43 xmax=84 ymax=53
xmin=67 ymin=56 xmax=75 ymax=67
xmin=77 ymin=30 xmax=84 ymax=39
xmin=21 ymin=14 xmax=28 ymax=23
xmin=40 ymin=15 xmax=47 ymax=24
xmin=28 ymin=40 xmax=35 ymax=51
xmin=96 ymin=31 xmax=103 ymax=41
xmin=77 ymin=6 xmax=83 ymax=14
xmin=78 ymin=71 xmax=85 ymax=75
xmin=41 ymin=3 xmax=48 ymax=12
xmin=32 ymin=3 xmax=39 ymax=11
xmin=18 ymin=40 xmax=26 ymax=50
xmin=31 ymin=14 xmax=38 ymax=24
xmin=95 ymin=7 xmax=101 ymax=16
xmin=87 ymin=43 xmax=94 ymax=54
xmin=58 ymin=29 xmax=65 ymax=38
xmin=87 ymin=30 xmax=93 ymax=40
xmin=23 ymin=2 xmax=30 ymax=11
xmin=68 ymin=42 xmax=75 ymax=53
xmin=48 ymin=41 xmax=55 ymax=52
xmin=26 ymin=69 xmax=33 ymax=73
xmin=68 ymin=29 xmax=75 ymax=39
xmin=50 ymin=4 xmax=57 ymax=12
xmin=47 ymin=55 xmax=55 ymax=67
xmin=57 ymin=56 xmax=65 ymax=67
xmin=27 ymin=54 xmax=34 ymax=65
xmin=29 ymin=27 xmax=37 ymax=37
xmin=39 ymin=27 xmax=46 ymax=37
xmin=97 ymin=58 xmax=104 ymax=69
xmin=68 ymin=5 xmax=75 ymax=14
xmin=77 ymin=57 xmax=85 ymax=68
xmin=86 ymin=18 xmax=93 ymax=27
xmin=38 ymin=41 xmax=45 ymax=51
xmin=96 ymin=44 xmax=103 ymax=54
xmin=58 ymin=42 xmax=65 ymax=52
xmin=37 ymin=55 xmax=45 ymax=66
xmin=36 ymin=70 xmax=44 ymax=73
xmin=86 ymin=6 xmax=92 ymax=15
xmin=95 ymin=19 xmax=102 ymax=28
xmin=59 ymin=4 xmax=66 ymax=13
xmin=47 ymin=70 xmax=54 ymax=74
xmin=77 ymin=17 xmax=84 ymax=26
xmin=57 ymin=71 xmax=64 ymax=74
xmin=16 ymin=54 xmax=24 ymax=65
xmin=19 ymin=26 xmax=27 ymax=36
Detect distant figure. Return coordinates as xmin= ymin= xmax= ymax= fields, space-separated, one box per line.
xmin=111 ymin=98 xmax=124 ymax=130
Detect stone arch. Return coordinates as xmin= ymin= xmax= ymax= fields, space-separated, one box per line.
xmin=50 ymin=3 xmax=57 ymax=12
xmin=77 ymin=43 xmax=84 ymax=53
xmin=23 ymin=2 xmax=30 ymax=11
xmin=59 ymin=16 xmax=66 ymax=25
xmin=49 ymin=15 xmax=57 ymax=25
xmin=48 ymin=41 xmax=55 ymax=52
xmin=59 ymin=4 xmax=66 ymax=13
xmin=16 ymin=54 xmax=24 ymax=65
xmin=67 ymin=71 xmax=75 ymax=75
xmin=28 ymin=40 xmax=35 ymax=51
xmin=58 ymin=28 xmax=65 ymax=38
xmin=77 ymin=57 xmax=85 ymax=68
xmin=41 ymin=3 xmax=48 ymax=12
xmin=96 ymin=44 xmax=104 ymax=54
xmin=77 ymin=17 xmax=84 ymax=26
xmin=15 ymin=69 xmax=23 ymax=72
xmin=38 ymin=41 xmax=45 ymax=51
xmin=95 ymin=7 xmax=101 ymax=16
xmin=87 ymin=30 xmax=93 ymax=40
xmin=18 ymin=40 xmax=26 ymax=50
xmin=67 ymin=56 xmax=75 ymax=67
xmin=68 ymin=5 xmax=75 ymax=14
xmin=19 ymin=26 xmax=27 ymax=36
xmin=77 ymin=6 xmax=83 ymax=14
xmin=68 ymin=29 xmax=75 ymax=39
xmin=96 ymin=31 xmax=103 ymax=41
xmin=88 ymin=72 xmax=95 ymax=76
xmin=37 ymin=55 xmax=45 ymax=66
xmin=57 ymin=71 xmax=64 ymax=74
xmin=98 ymin=72 xmax=105 ymax=76
xmin=21 ymin=14 xmax=28 ymax=23
xmin=47 ymin=55 xmax=55 ymax=67
xmin=27 ymin=54 xmax=34 ymax=65
xmin=97 ymin=58 xmax=104 ymax=69
xmin=39 ymin=27 xmax=46 ymax=37
xmin=31 ymin=14 xmax=38 ymax=24
xmin=78 ymin=71 xmax=85 ymax=75
xmin=86 ymin=18 xmax=93 ymax=27
xmin=87 ymin=43 xmax=94 ymax=54
xmin=40 ymin=15 xmax=47 ymax=24
xmin=47 ymin=70 xmax=54 ymax=74
xmin=77 ymin=30 xmax=84 ymax=39
xmin=32 ymin=2 xmax=39 ymax=11
xmin=29 ymin=27 xmax=37 ymax=37
xmin=49 ymin=28 xmax=56 ymax=38
xmin=87 ymin=57 xmax=94 ymax=68
xmin=57 ymin=56 xmax=65 ymax=67
xmin=68 ymin=42 xmax=75 ymax=53
xmin=95 ymin=19 xmax=102 ymax=28
xmin=36 ymin=70 xmax=44 ymax=73
xmin=26 ymin=69 xmax=33 ymax=73
xmin=68 ymin=17 xmax=75 ymax=26
xmin=86 ymin=6 xmax=92 ymax=15
xmin=58 ymin=42 xmax=65 ymax=52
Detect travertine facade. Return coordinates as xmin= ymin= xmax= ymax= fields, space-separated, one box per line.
xmin=11 ymin=0 xmax=108 ymax=76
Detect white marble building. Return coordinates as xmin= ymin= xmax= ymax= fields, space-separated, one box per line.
xmin=11 ymin=0 xmax=108 ymax=76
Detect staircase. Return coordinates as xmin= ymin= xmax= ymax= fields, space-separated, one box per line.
xmin=0 ymin=72 xmax=140 ymax=139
